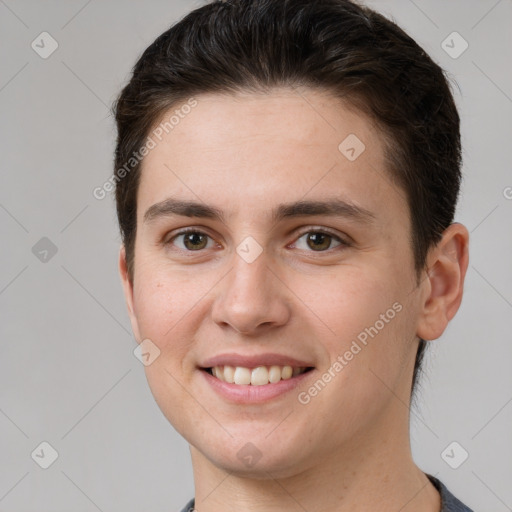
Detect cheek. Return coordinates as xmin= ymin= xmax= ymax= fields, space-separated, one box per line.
xmin=131 ymin=268 xmax=198 ymax=398
xmin=294 ymin=264 xmax=403 ymax=344
xmin=132 ymin=262 xmax=196 ymax=340
xmin=131 ymin=269 xmax=201 ymax=433
xmin=130 ymin=263 xmax=220 ymax=376
xmin=132 ymin=282 xmax=172 ymax=339
xmin=297 ymin=265 xmax=411 ymax=398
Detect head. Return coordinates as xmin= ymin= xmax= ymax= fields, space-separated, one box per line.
xmin=113 ymin=0 xmax=468 ymax=476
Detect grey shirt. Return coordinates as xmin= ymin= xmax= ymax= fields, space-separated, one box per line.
xmin=179 ymin=473 xmax=474 ymax=511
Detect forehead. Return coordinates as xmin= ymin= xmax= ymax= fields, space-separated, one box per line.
xmin=148 ymin=88 xmax=378 ymax=152
xmin=137 ymin=88 xmax=405 ymax=225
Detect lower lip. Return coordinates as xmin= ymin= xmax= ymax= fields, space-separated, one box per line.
xmin=200 ymin=368 xmax=314 ymax=404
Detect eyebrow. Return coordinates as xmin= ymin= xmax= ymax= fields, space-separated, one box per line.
xmin=143 ymin=197 xmax=376 ymax=225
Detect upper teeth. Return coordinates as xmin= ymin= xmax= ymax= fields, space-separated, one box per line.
xmin=211 ymin=365 xmax=307 ymax=385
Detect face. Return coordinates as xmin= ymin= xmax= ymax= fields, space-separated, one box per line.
xmin=120 ymin=88 xmax=430 ymax=477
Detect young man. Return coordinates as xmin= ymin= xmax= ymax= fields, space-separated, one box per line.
xmin=113 ymin=1 xmax=472 ymax=510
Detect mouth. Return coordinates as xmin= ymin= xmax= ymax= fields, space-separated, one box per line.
xmin=202 ymin=365 xmax=315 ymax=386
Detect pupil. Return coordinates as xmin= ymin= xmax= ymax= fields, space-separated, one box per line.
xmin=185 ymin=233 xmax=205 ymax=250
xmin=308 ymin=233 xmax=329 ymax=250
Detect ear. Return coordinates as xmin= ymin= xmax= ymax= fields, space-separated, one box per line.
xmin=416 ymin=223 xmax=470 ymax=341
xmin=119 ymin=244 xmax=142 ymax=342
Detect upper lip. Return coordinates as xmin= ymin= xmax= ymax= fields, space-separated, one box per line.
xmin=200 ymin=353 xmax=315 ymax=369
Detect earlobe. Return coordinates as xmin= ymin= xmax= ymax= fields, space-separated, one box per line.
xmin=416 ymin=223 xmax=470 ymax=341
xmin=118 ymin=244 xmax=141 ymax=342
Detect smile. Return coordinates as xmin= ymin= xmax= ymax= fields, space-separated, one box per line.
xmin=205 ymin=365 xmax=313 ymax=385
xmin=201 ymin=364 xmax=315 ymax=404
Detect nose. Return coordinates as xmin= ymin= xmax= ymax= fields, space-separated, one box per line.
xmin=210 ymin=247 xmax=292 ymax=335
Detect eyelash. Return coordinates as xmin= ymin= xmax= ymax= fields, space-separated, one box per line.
xmin=164 ymin=226 xmax=351 ymax=254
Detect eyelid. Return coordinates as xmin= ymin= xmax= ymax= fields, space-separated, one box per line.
xmin=164 ymin=225 xmax=212 ymax=242
xmin=291 ymin=225 xmax=352 ymax=246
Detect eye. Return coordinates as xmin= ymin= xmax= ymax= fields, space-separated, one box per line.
xmin=165 ymin=227 xmax=350 ymax=253
xmin=166 ymin=229 xmax=216 ymax=251
xmin=292 ymin=229 xmax=348 ymax=252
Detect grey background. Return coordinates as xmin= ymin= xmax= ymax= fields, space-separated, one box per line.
xmin=0 ymin=0 xmax=511 ymax=511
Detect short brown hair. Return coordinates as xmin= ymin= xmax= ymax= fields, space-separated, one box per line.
xmin=112 ymin=0 xmax=462 ymax=401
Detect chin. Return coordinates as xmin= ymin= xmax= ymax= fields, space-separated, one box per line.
xmin=202 ymin=441 xmax=310 ymax=480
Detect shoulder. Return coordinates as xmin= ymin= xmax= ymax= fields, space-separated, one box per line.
xmin=426 ymin=473 xmax=475 ymax=512
xmin=179 ymin=498 xmax=195 ymax=512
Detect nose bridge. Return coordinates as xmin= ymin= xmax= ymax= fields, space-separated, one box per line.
xmin=211 ymin=242 xmax=290 ymax=333
xmin=231 ymin=245 xmax=270 ymax=294
xmin=227 ymin=245 xmax=274 ymax=308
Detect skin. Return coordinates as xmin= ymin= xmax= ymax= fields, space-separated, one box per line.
xmin=119 ymin=87 xmax=469 ymax=512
